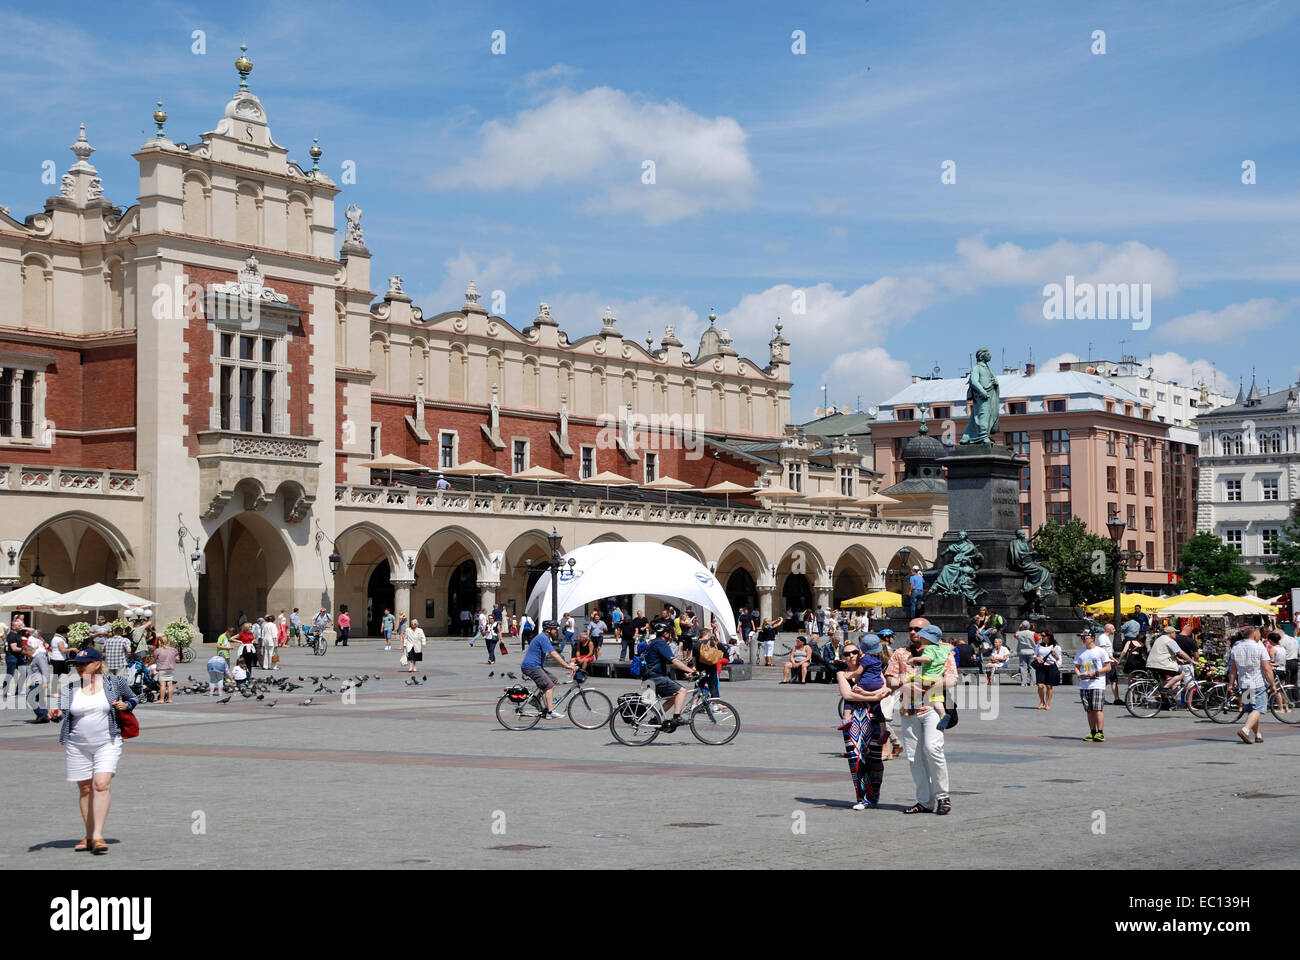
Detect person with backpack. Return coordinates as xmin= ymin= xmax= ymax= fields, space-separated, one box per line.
xmin=518 ymin=612 xmax=536 ymax=654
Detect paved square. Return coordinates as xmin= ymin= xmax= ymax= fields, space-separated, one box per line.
xmin=3 ymin=640 xmax=1296 ymax=870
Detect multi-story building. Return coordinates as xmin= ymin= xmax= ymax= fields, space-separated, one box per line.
xmin=1055 ymin=355 xmax=1235 ymax=428
xmin=871 ymin=361 xmax=1202 ymax=591
xmin=1195 ymin=377 xmax=1300 ymax=582
xmin=0 ymin=51 xmax=939 ymax=638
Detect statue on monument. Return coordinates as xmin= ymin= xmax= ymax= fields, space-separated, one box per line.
xmin=929 ymin=531 xmax=985 ymax=604
xmin=1009 ymin=529 xmax=1056 ymax=605
xmin=959 ymin=347 xmax=1000 ymax=444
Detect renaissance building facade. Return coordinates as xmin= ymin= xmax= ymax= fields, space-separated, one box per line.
xmin=0 ymin=51 xmax=939 ymax=639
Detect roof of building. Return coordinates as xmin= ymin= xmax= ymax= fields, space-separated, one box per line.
xmin=797 ymin=411 xmax=874 ymax=437
xmin=876 ymin=370 xmax=1146 ymax=420
xmin=1198 ymin=381 xmax=1298 ymax=419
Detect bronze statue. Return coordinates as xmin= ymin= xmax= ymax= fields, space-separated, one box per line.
xmin=929 ymin=531 xmax=985 ymax=603
xmin=960 ymin=348 xmax=1000 ymax=444
xmin=1009 ymin=529 xmax=1056 ymax=601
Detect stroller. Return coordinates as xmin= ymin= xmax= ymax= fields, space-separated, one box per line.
xmin=126 ymin=651 xmax=161 ymax=703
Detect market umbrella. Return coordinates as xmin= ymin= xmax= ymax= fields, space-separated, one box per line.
xmin=699 ymin=480 xmax=754 ymax=509
xmin=52 ymin=582 xmax=154 ymax=619
xmin=358 ymin=453 xmax=430 ymax=486
xmin=444 ymin=459 xmax=505 ymax=493
xmin=0 ymin=582 xmax=67 ymax=612
xmin=1083 ymin=592 xmax=1178 ymax=617
xmin=641 ymin=474 xmax=695 ymax=505
xmin=580 ymin=470 xmax=638 ymax=500
xmin=842 ymin=590 xmax=903 ymax=609
xmin=755 ymin=482 xmax=802 ymax=501
xmin=803 ymin=490 xmax=854 ymax=509
xmin=1157 ymin=595 xmax=1277 ymax=617
xmin=511 ymin=464 xmax=568 ymax=494
xmin=855 ymin=491 xmax=900 ymax=517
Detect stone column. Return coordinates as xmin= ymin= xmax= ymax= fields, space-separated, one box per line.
xmin=755 ymin=584 xmax=776 ymax=665
xmin=392 ymin=578 xmax=414 ymax=630
xmin=632 ymin=593 xmax=646 ymax=617
xmin=478 ymin=580 xmax=499 ymax=615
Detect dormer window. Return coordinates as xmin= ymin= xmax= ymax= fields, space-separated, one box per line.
xmin=1007 ymin=401 xmax=1027 ymax=416
xmin=1046 ymin=398 xmax=1066 ymax=413
xmin=932 ymin=405 xmax=950 ymax=420
xmin=896 ymin=408 xmax=915 ymax=421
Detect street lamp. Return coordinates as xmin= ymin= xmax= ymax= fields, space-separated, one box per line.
xmin=315 ymin=521 xmax=344 ymax=576
xmin=1106 ymin=507 xmax=1126 ymax=628
xmin=546 ymin=528 xmax=563 ymax=626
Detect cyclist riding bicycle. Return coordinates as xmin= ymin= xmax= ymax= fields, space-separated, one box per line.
xmin=1147 ymin=626 xmax=1194 ymax=690
xmin=644 ymin=621 xmax=696 ymax=731
xmin=521 ymin=620 xmax=575 ymax=719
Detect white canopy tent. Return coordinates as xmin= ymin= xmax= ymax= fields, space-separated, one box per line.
xmin=525 ymin=541 xmax=738 ymax=641
xmin=0 ymin=583 xmax=76 ymax=614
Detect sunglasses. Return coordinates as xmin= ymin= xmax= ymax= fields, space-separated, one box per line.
xmin=843 ymin=649 xmax=861 ymax=656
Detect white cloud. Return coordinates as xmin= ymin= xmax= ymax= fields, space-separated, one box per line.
xmin=430 ymin=86 xmax=755 ymax=224
xmin=1042 ymin=350 xmax=1236 ymax=394
xmin=1155 ymin=297 xmax=1294 ymax=343
xmin=542 ymin=293 xmax=701 ymax=345
xmin=943 ymin=236 xmax=1180 ymax=298
xmin=820 ymin=347 xmax=914 ymax=411
xmin=410 ymin=250 xmax=552 ymax=318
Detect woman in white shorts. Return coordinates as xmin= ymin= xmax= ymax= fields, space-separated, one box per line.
xmin=47 ymin=647 xmax=137 ymax=855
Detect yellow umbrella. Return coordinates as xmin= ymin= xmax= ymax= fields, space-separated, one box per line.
xmin=1084 ymin=593 xmax=1174 ymax=617
xmin=842 ymin=590 xmax=903 ymax=609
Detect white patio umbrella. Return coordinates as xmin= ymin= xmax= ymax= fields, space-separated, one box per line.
xmin=511 ymin=464 xmax=568 ymax=494
xmin=444 ymin=459 xmax=505 ymax=493
xmin=358 ymin=453 xmax=430 ymax=485
xmin=699 ymin=480 xmax=754 ymax=509
xmin=52 ymin=582 xmax=154 ymax=619
xmin=579 ymin=470 xmax=638 ymax=500
xmin=641 ymin=474 xmax=695 ymax=504
xmin=0 ymin=583 xmax=83 ymax=615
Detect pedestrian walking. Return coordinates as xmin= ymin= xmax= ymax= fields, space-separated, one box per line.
xmin=102 ymin=629 xmax=131 ymax=679
xmin=26 ymin=630 xmax=51 ymax=722
xmin=518 ymin=612 xmax=536 ymax=653
xmin=484 ymin=614 xmax=499 ymax=665
xmin=402 ymin=619 xmax=427 ymax=673
xmin=907 ymin=566 xmax=925 ymax=619
xmin=336 ymin=608 xmax=351 ymax=646
xmin=153 ymin=635 xmax=179 ymax=704
xmin=289 ymin=608 xmax=302 ymax=646
xmin=1074 ymin=629 xmax=1112 ymax=742
xmin=586 ymin=610 xmax=606 ymax=661
xmin=1098 ymin=623 xmax=1121 ymax=704
xmin=1033 ymin=629 xmax=1062 ymax=710
xmin=381 ymin=609 xmax=395 ymax=650
xmin=1014 ymin=621 xmax=1037 ymax=686
xmin=260 ymin=616 xmax=278 ymax=669
xmin=46 ymin=648 xmax=137 ymax=855
xmin=1228 ymin=627 xmax=1276 ymax=745
xmin=277 ymin=610 xmax=289 ymax=646
xmin=886 ymin=620 xmax=955 ymax=815
xmin=835 ymin=634 xmax=893 ymax=809
xmin=49 ymin=625 xmax=71 ymax=677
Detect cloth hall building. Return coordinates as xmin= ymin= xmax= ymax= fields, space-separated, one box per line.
xmin=0 ymin=52 xmax=939 ymax=640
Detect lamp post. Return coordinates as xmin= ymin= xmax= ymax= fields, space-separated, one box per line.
xmin=1106 ymin=507 xmax=1126 ymax=628
xmin=546 ymin=528 xmax=563 ymax=626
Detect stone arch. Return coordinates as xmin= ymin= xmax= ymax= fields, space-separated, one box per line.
xmin=502 ymin=530 xmax=553 ymax=611
xmin=589 ymin=365 xmax=606 ymax=415
xmin=183 ymin=171 xmax=210 ymax=236
xmin=286 ymin=191 xmax=311 ymax=254
xmin=522 ymin=356 xmax=540 ymax=408
xmin=235 ymin=181 xmax=262 ymax=245
xmin=589 ymin=531 xmax=627 ymax=545
xmin=715 ymin=538 xmax=766 ymax=616
xmin=198 ymin=509 xmax=294 ymax=640
xmin=661 ymin=535 xmax=705 ymax=564
xmin=21 ymin=253 xmax=52 ymax=327
xmin=334 ymin=522 xmax=405 ymax=638
xmin=417 ymin=525 xmax=491 ymax=634
xmin=369 ymin=333 xmax=389 ymax=391
xmin=884 ymin=546 xmax=928 ymax=596
xmin=833 ymin=543 xmax=881 ymax=603
xmin=19 ymin=512 xmax=138 ymax=594
xmin=776 ymin=540 xmax=825 ymax=618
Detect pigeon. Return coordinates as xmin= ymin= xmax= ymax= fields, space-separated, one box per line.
xmin=217 ymin=695 xmax=232 ymax=704
xmin=298 ymin=676 xmax=305 ymax=681
xmin=421 ymin=675 xmax=427 ymax=683
xmin=266 ymin=700 xmax=278 ymax=708
xmin=488 ymin=671 xmax=494 ymax=677
xmin=256 ymin=694 xmax=264 ymax=700
xmin=506 ymin=672 xmax=517 ymax=680
xmin=300 ymin=698 xmax=315 ymax=706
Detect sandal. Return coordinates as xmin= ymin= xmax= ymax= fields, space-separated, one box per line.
xmin=74 ymin=837 xmax=90 ymax=852
xmin=91 ymin=840 xmax=109 ymax=855
xmin=902 ymin=802 xmax=932 ymax=815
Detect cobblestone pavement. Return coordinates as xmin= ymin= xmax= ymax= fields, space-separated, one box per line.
xmin=3 ymin=639 xmax=1296 ymax=869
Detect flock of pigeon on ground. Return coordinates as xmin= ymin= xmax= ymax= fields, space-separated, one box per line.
xmin=167 ymin=672 xmax=430 ymax=707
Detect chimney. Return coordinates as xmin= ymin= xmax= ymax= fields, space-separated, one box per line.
xmin=1025 ymin=362 xmax=1036 ymax=376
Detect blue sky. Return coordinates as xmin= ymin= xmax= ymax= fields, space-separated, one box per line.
xmin=4 ymin=0 xmax=1299 ymax=417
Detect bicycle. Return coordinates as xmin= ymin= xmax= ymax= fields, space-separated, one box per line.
xmin=496 ymin=671 xmax=612 ymax=731
xmin=609 ymin=674 xmax=740 ymax=746
xmin=1125 ymin=670 xmax=1206 ymax=719
xmin=305 ymin=627 xmax=327 ymax=657
xmin=1203 ymin=682 xmax=1300 ymax=725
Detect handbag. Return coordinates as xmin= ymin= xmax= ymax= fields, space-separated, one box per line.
xmin=399 ymin=652 xmax=409 ymax=666
xmin=111 ymin=679 xmax=139 ymax=739
xmin=879 ymin=692 xmax=896 ymax=721
xmin=499 ymin=641 xmax=508 ymax=655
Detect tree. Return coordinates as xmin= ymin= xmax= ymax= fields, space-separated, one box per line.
xmin=1030 ymin=516 xmax=1123 ymax=606
xmin=1257 ymin=511 xmax=1300 ymax=597
xmin=1178 ymin=533 xmax=1254 ymax=595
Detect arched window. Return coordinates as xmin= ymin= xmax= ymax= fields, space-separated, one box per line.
xmin=21 ymin=256 xmax=51 ymax=327
xmin=286 ymin=193 xmax=309 ymax=254
xmin=589 ymin=366 xmax=605 ymax=415
xmin=448 ymin=346 xmax=466 ymax=400
xmin=740 ymin=386 xmax=753 ymax=432
xmin=235 ymin=182 xmax=261 ymax=245
xmin=622 ymin=371 xmax=636 ymax=410
xmin=490 ymin=351 xmax=505 ymax=404
xmin=653 ymin=376 xmax=667 ymax=415
xmin=369 ymin=335 xmax=388 ymax=392
xmin=711 ymin=383 xmax=724 ymax=428
xmin=183 ymin=174 xmax=209 ymax=236
xmin=104 ymin=258 xmax=126 ymax=330
xmin=523 ymin=358 xmax=540 ymax=408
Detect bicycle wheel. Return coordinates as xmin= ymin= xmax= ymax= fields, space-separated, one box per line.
xmin=608 ymin=701 xmax=659 ymax=745
xmin=1186 ymin=680 xmax=1209 ymax=718
xmin=496 ymin=694 xmax=543 ymax=730
xmin=316 ymin=639 xmax=327 ymax=657
xmin=1126 ymin=670 xmax=1153 ymax=686
xmin=567 ymin=688 xmax=613 ymax=729
xmin=1269 ymin=684 xmax=1300 ymax=724
xmin=1204 ymin=685 xmax=1244 ymax=724
xmin=834 ymin=697 xmax=848 ymax=721
xmin=1124 ymin=680 xmax=1163 ymax=719
xmin=690 ymin=698 xmax=741 ymax=745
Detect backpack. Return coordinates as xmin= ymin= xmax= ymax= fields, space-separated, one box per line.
xmin=629 ymin=640 xmax=649 ymax=677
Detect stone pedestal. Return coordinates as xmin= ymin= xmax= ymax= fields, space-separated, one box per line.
xmin=881 ymin=443 xmax=1088 ymax=640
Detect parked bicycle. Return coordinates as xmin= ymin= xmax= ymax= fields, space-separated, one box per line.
xmin=610 ymin=674 xmax=740 ymax=746
xmin=496 ymin=671 xmax=612 ymax=731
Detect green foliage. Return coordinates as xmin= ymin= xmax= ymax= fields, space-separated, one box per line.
xmin=1030 ymin=516 xmax=1123 ymax=605
xmin=1257 ymin=512 xmax=1300 ymax=597
xmin=1178 ymin=533 xmax=1254 ymax=595
xmin=109 ymin=618 xmax=131 ymax=634
xmin=67 ymin=621 xmax=91 ymax=645
xmin=164 ymin=619 xmax=196 ymax=649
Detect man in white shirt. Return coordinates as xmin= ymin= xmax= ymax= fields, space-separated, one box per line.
xmin=1097 ymin=623 xmax=1120 ymax=704
xmin=1228 ymin=627 xmax=1276 ymax=745
xmin=1073 ymin=630 xmax=1113 ymax=742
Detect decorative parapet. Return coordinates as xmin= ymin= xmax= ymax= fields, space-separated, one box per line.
xmin=332 ymin=484 xmax=932 ymax=537
xmin=0 ymin=465 xmax=144 ymax=498
xmin=196 ymin=431 xmax=320 ymax=522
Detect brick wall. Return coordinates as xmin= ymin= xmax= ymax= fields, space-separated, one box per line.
xmin=0 ymin=338 xmax=137 ymax=468
xmin=182 ymin=265 xmax=318 ymax=455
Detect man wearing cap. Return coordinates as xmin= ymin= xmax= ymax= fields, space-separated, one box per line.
xmin=520 ymin=620 xmax=575 ymax=719
xmin=1074 ymin=630 xmax=1112 ymax=741
xmin=1097 ymin=623 xmax=1120 ymax=704
xmin=885 ymin=618 xmax=957 ymax=815
xmin=907 ymin=566 xmax=925 ymax=619
xmin=1145 ymin=625 xmax=1192 ymax=686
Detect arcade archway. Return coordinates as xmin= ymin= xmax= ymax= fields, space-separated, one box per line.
xmin=198 ymin=511 xmax=293 ymax=640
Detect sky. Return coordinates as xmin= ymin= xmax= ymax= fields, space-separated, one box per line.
xmin=4 ymin=0 xmax=1299 ymax=418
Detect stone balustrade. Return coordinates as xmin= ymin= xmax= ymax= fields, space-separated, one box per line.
xmin=0 ymin=465 xmax=144 ymax=497
xmin=334 ymin=483 xmax=931 ymax=537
